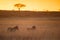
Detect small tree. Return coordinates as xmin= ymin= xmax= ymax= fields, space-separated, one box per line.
xmin=14 ymin=3 xmax=25 ymax=11
xmin=58 ymin=9 xmax=60 ymax=11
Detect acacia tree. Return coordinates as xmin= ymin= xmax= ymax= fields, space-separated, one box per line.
xmin=58 ymin=9 xmax=60 ymax=11
xmin=14 ymin=3 xmax=25 ymax=11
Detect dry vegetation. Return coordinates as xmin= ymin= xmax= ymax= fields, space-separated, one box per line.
xmin=0 ymin=10 xmax=60 ymax=40
xmin=0 ymin=10 xmax=60 ymax=18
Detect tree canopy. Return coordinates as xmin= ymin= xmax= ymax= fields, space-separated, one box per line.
xmin=14 ymin=3 xmax=25 ymax=11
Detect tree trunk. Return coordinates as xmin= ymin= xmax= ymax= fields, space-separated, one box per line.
xmin=18 ymin=8 xmax=20 ymax=11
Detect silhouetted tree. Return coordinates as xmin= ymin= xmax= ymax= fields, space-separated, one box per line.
xmin=58 ymin=9 xmax=60 ymax=11
xmin=14 ymin=3 xmax=25 ymax=11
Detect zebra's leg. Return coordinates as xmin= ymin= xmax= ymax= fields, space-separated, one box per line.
xmin=12 ymin=29 xmax=16 ymax=32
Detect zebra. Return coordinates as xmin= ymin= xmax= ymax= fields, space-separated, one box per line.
xmin=7 ymin=26 xmax=18 ymax=32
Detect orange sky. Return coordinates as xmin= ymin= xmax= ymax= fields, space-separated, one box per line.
xmin=0 ymin=0 xmax=60 ymax=11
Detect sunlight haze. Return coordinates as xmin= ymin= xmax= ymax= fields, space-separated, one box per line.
xmin=0 ymin=0 xmax=60 ymax=11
